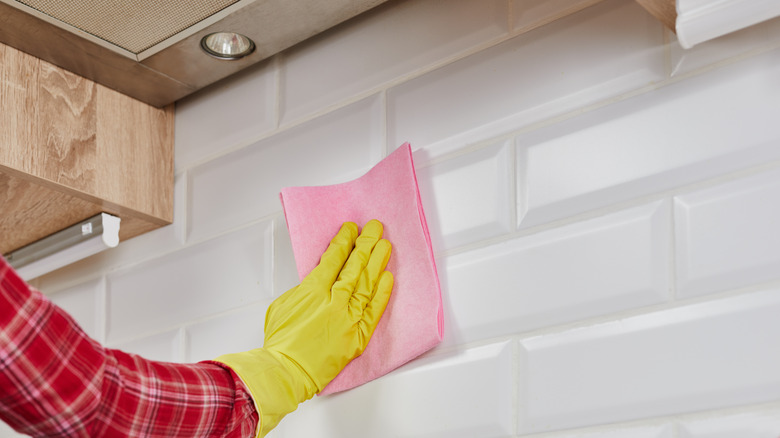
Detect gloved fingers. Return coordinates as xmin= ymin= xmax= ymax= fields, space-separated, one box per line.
xmin=358 ymin=270 xmax=394 ymax=347
xmin=350 ymin=238 xmax=391 ymax=314
xmin=303 ymin=222 xmax=358 ymax=288
xmin=332 ymin=220 xmax=383 ymax=302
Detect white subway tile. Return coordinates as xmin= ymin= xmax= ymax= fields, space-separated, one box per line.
xmin=109 ymin=329 xmax=181 ymax=363
xmin=518 ymin=49 xmax=780 ymax=229
xmin=416 ymin=141 xmax=513 ymax=251
xmin=185 ymin=302 xmax=268 ymax=363
xmin=281 ymin=0 xmax=508 ymax=125
xmin=541 ymin=424 xmax=674 ymax=438
xmin=273 ymin=217 xmax=300 ymax=296
xmin=284 ymin=342 xmax=513 ymax=438
xmin=47 ymin=278 xmax=103 ymax=341
xmin=106 ymin=221 xmax=273 ymax=343
xmin=512 ymin=0 xmax=605 ymax=32
xmin=443 ymin=201 xmax=669 ymax=346
xmin=264 ymin=427 xmax=283 ymax=438
xmin=388 ymin=0 xmax=664 ymax=157
xmin=0 ymin=421 xmax=26 ymax=438
xmin=675 ymin=168 xmax=780 ymax=298
xmin=679 ymin=408 xmax=780 ymax=438
xmin=671 ymin=16 xmax=780 ymax=77
xmin=518 ymin=288 xmax=780 ymax=434
xmin=175 ymin=61 xmax=276 ymax=170
xmin=188 ymin=96 xmax=383 ymax=242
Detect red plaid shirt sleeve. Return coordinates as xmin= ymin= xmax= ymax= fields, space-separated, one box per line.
xmin=0 ymin=257 xmax=259 ymax=437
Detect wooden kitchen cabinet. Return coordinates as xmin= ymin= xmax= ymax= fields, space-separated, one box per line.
xmin=1 ymin=43 xmax=174 ymax=255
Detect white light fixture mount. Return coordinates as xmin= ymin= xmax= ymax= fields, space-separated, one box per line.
xmin=676 ymin=0 xmax=780 ymax=48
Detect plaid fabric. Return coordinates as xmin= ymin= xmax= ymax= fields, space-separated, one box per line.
xmin=0 ymin=257 xmax=258 ymax=437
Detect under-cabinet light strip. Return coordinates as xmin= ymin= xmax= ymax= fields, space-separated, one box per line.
xmin=5 ymin=213 xmax=120 ymax=280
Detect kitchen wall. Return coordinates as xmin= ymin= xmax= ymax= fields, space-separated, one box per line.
xmin=4 ymin=0 xmax=780 ymax=437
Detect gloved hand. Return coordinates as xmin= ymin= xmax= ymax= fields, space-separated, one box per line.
xmin=214 ymin=220 xmax=394 ymax=437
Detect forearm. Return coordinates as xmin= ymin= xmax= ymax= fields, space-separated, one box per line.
xmin=90 ymin=350 xmax=258 ymax=437
xmin=0 ymin=257 xmax=258 ymax=437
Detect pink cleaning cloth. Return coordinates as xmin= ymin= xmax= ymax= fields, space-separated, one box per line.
xmin=279 ymin=142 xmax=443 ymax=395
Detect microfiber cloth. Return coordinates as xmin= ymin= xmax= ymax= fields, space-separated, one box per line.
xmin=279 ymin=142 xmax=443 ymax=395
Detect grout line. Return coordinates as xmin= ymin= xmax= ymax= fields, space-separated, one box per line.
xmin=177 ymin=90 xmax=384 ymax=173
xmin=672 ymin=422 xmax=681 ymax=438
xmin=38 ymin=271 xmax=106 ymax=296
xmin=269 ymin=214 xmax=289 ymax=297
xmin=85 ymin=213 xmax=282 ymax=281
xmin=506 ymin=0 xmax=514 ymax=34
xmin=516 ymin=141 xmax=529 ymax=230
xmin=176 ymin=327 xmax=187 ymax=363
xmin=508 ymin=0 xmax=606 ymax=38
xmin=176 ymin=170 xmax=189 ymax=246
xmin=539 ymin=283 xmax=774 ymax=347
xmin=426 ymin=276 xmax=780 ymax=358
xmin=663 ymin=28 xmax=673 ymax=79
xmin=273 ymin=54 xmax=282 ymax=130
xmin=669 ymin=195 xmax=678 ymax=302
xmin=672 ymin=39 xmax=780 ymax=79
xmin=512 ymin=338 xmax=521 ymax=436
xmin=410 ymin=80 xmax=672 ymax=169
xmin=515 ymin=400 xmax=780 ymax=438
xmin=508 ymin=137 xmax=519 ymax=233
xmin=106 ymin=300 xmax=273 ymax=347
xmin=184 ymin=170 xmax=194 ymax=246
xmin=96 ymin=276 xmax=108 ymax=344
xmin=380 ymin=89 xmax=389 ymax=159
xmin=412 ymin=134 xmax=516 ymax=169
xmin=270 ymin=217 xmax=278 ymax=299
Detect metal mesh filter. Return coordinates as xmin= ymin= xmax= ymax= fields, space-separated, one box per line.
xmin=15 ymin=0 xmax=240 ymax=54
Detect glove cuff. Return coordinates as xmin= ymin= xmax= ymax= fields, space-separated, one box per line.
xmin=215 ymin=348 xmax=316 ymax=437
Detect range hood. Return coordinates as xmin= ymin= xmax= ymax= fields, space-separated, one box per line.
xmin=0 ymin=0 xmax=388 ymax=107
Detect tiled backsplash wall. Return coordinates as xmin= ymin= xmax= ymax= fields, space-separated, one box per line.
xmin=5 ymin=0 xmax=780 ymax=436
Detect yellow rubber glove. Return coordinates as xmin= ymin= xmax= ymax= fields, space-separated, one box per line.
xmin=214 ymin=220 xmax=394 ymax=437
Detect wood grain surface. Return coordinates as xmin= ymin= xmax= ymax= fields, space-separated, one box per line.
xmin=0 ymin=171 xmax=101 ymax=254
xmin=1 ymin=41 xmax=174 ymax=255
xmin=97 ymin=86 xmax=174 ymax=222
xmin=37 ymin=61 xmax=98 ymax=193
xmin=0 ymin=44 xmax=38 ymax=174
xmin=635 ymin=0 xmax=677 ymax=31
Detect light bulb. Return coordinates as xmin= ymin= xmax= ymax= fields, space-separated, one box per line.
xmin=201 ymin=32 xmax=255 ymax=59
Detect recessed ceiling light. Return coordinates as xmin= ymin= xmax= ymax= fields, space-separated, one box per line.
xmin=200 ymin=32 xmax=255 ymax=60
